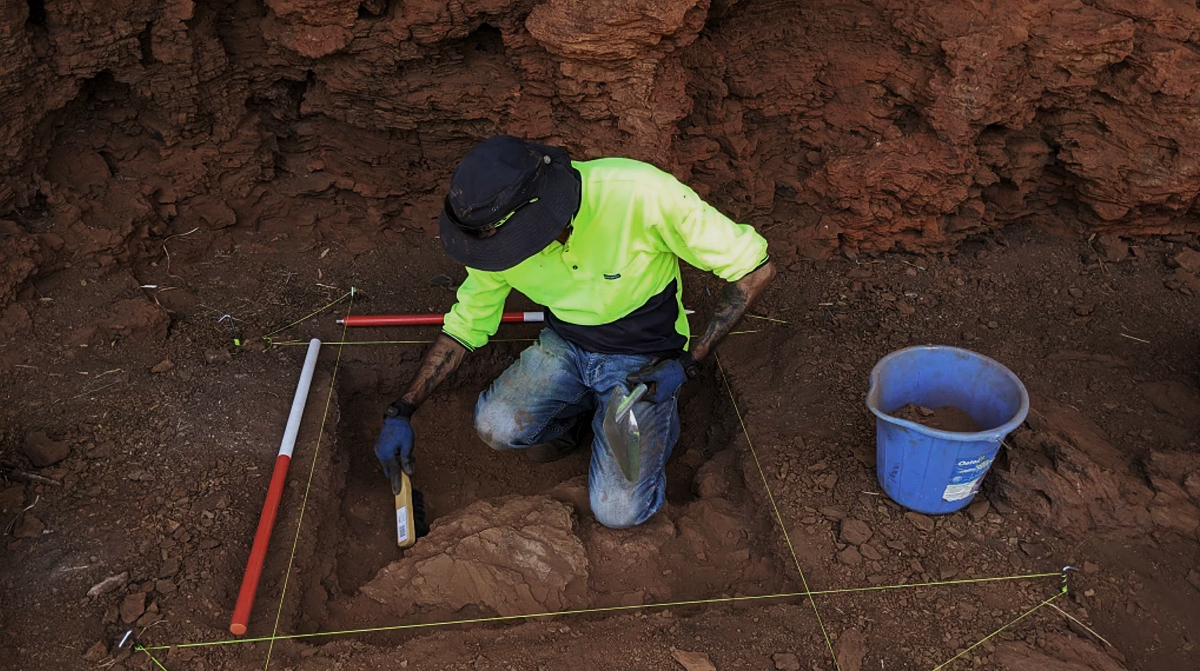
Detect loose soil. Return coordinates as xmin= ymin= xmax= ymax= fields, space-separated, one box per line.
xmin=2 ymin=222 xmax=1198 ymax=671
xmin=891 ymin=404 xmax=983 ymax=433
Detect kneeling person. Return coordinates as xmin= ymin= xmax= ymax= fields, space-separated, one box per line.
xmin=374 ymin=135 xmax=774 ymax=529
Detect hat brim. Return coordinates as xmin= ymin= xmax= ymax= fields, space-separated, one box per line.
xmin=439 ymin=154 xmax=580 ymax=272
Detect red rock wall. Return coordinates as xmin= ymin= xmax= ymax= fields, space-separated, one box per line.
xmin=2 ymin=0 xmax=1199 ymax=293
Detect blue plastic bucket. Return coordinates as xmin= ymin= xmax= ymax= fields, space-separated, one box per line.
xmin=866 ymin=346 xmax=1029 ymax=515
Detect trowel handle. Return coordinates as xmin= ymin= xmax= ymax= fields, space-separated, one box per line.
xmin=615 ymin=383 xmax=648 ymax=421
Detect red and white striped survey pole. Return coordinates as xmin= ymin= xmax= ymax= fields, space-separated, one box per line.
xmin=336 ymin=311 xmax=544 ymax=327
xmin=229 ymin=338 xmax=321 ymax=636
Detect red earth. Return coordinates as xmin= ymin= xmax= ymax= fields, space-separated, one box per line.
xmin=2 ymin=220 xmax=1198 ymax=671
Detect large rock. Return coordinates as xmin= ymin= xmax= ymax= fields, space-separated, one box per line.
xmin=3 ymin=0 xmax=1200 ymax=293
xmin=360 ymin=496 xmax=590 ymax=618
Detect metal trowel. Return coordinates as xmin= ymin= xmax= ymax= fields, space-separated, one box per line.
xmin=602 ymin=383 xmax=648 ymax=482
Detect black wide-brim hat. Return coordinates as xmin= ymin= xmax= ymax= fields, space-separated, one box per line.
xmin=439 ymin=135 xmax=581 ymax=272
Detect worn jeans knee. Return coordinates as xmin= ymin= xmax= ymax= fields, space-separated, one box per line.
xmin=473 ymin=394 xmax=523 ymax=450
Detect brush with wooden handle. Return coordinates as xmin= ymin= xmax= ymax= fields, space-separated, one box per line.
xmin=394 ymin=471 xmax=429 ymax=548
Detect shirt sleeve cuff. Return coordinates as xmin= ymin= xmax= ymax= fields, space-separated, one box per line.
xmin=441 ymin=329 xmax=478 ymax=352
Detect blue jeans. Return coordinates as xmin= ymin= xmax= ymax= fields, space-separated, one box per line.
xmin=474 ymin=329 xmax=680 ymax=529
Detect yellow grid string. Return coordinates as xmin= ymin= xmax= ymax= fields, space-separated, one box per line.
xmin=929 ymin=588 xmax=1067 ymax=670
xmin=261 ymin=290 xmax=355 ymax=670
xmin=134 ymin=293 xmax=1068 ymax=671
xmin=140 ymin=571 xmax=1063 ymax=652
xmin=714 ymin=352 xmax=842 ymax=670
xmin=260 ymin=289 xmax=354 ymax=342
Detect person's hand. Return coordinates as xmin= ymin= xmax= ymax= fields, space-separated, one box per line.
xmin=375 ymin=412 xmax=415 ymax=493
xmin=627 ymin=358 xmax=688 ymax=404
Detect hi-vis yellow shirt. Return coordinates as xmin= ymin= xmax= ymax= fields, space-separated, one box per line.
xmin=442 ymin=158 xmax=769 ymax=351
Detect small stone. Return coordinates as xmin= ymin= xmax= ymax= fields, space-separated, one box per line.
xmin=1095 ymin=234 xmax=1128 ymax=262
xmin=1073 ymin=304 xmax=1094 ymax=316
xmin=1020 ymin=542 xmax=1046 ymax=558
xmin=155 ymin=579 xmax=177 ymax=594
xmin=151 ymin=358 xmax=174 ymax=374
xmin=773 ymin=652 xmax=802 ymax=671
xmin=83 ymin=641 xmax=108 ymax=662
xmin=87 ymin=572 xmax=129 ymax=598
xmin=13 ymin=514 xmax=45 ymax=538
xmin=23 ymin=430 xmax=70 ymax=467
xmin=820 ymin=506 xmax=847 ymax=520
xmin=840 ymin=519 xmax=873 ymax=546
xmin=204 ymin=348 xmax=232 ymax=364
xmin=905 ymin=512 xmax=935 ymax=533
xmin=986 ymin=320 xmax=999 ymax=329
xmin=120 ymin=591 xmax=146 ymax=624
xmin=1186 ymin=569 xmax=1200 ymax=591
xmin=860 ymin=544 xmax=883 ymax=561
xmin=1172 ymin=248 xmax=1200 ymax=274
xmin=966 ymin=499 xmax=990 ymax=523
xmin=1067 ymin=287 xmax=1084 ymax=299
xmin=837 ymin=546 xmax=863 ymax=566
xmin=198 ymin=539 xmax=221 ymax=550
xmin=671 ymin=650 xmax=716 ymax=671
xmin=159 ymin=558 xmax=180 ymax=578
xmin=1083 ymin=561 xmax=1100 ymax=574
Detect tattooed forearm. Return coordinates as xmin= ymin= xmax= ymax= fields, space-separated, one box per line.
xmin=400 ymin=334 xmax=469 ymax=407
xmin=690 ymin=261 xmax=775 ymax=362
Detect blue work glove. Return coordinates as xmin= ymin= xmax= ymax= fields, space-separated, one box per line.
xmin=627 ymin=354 xmax=696 ymax=404
xmin=375 ymin=400 xmax=416 ymax=492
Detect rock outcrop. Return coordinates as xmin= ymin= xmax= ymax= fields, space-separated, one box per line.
xmin=2 ymin=0 xmax=1199 ymax=305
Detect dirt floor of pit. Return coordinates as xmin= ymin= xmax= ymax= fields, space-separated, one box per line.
xmin=1 ymin=224 xmax=1199 ymax=671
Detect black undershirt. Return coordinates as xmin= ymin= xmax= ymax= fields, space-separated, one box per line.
xmin=546 ymin=279 xmax=685 ymax=356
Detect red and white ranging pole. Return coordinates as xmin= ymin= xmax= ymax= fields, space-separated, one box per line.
xmin=229 ymin=338 xmax=321 ymax=636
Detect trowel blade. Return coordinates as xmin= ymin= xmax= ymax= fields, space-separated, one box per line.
xmin=602 ymin=384 xmax=647 ymax=482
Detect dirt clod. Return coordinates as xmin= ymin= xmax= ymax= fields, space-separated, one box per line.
xmin=23 ymin=431 xmax=70 ymax=467
xmin=966 ymin=499 xmax=990 ymax=523
xmin=840 ymin=518 xmax=873 ymax=546
xmin=836 ymin=628 xmax=868 ymax=671
xmin=672 ymin=650 xmax=716 ymax=671
xmin=905 ymin=512 xmax=936 ymax=533
xmin=1173 ymin=249 xmax=1200 ymax=274
xmin=836 ymin=546 xmax=863 ymax=566
xmin=891 ymin=404 xmax=982 ymax=433
xmin=13 ymin=513 xmax=44 ymax=538
xmin=119 ymin=592 xmax=146 ymax=624
xmin=772 ymin=652 xmax=801 ymax=671
xmin=1187 ymin=569 xmax=1200 ymax=592
xmin=82 ymin=641 xmax=108 ymax=662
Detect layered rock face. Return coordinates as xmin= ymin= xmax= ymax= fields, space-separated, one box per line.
xmin=2 ymin=0 xmax=1199 ymax=298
